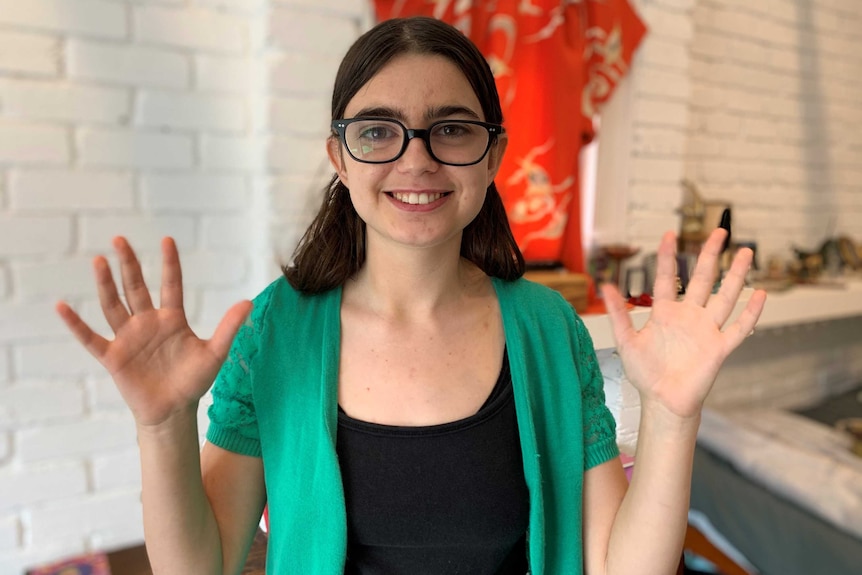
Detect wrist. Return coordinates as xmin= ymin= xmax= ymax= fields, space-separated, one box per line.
xmin=638 ymin=397 xmax=702 ymax=438
xmin=135 ymin=403 xmax=200 ymax=439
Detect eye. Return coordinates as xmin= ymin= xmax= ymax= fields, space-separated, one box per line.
xmin=435 ymin=123 xmax=471 ymax=138
xmin=357 ymin=124 xmax=399 ymax=141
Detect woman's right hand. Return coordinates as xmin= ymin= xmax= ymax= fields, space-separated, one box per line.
xmin=56 ymin=237 xmax=252 ymax=428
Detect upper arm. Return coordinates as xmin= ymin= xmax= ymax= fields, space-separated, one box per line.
xmin=582 ymin=456 xmax=628 ymax=575
xmin=201 ymin=286 xmax=271 ymax=573
xmin=201 ymin=442 xmax=267 ymax=575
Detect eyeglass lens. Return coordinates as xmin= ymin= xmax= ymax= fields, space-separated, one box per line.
xmin=344 ymin=120 xmax=491 ymax=165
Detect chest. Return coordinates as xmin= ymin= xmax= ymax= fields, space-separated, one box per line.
xmin=337 ymin=301 xmax=505 ymax=426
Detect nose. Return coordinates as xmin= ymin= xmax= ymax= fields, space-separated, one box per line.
xmin=396 ymin=133 xmax=438 ymax=174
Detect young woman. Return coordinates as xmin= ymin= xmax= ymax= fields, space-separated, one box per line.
xmin=56 ymin=16 xmax=766 ymax=575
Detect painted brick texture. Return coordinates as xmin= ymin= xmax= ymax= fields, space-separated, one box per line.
xmin=0 ymin=1 xmax=367 ymax=571
xmin=618 ymin=0 xmax=862 ymax=257
xmin=698 ymin=1 xmax=856 ymax=254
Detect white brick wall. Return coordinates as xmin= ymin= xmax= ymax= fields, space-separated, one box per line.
xmin=268 ymin=6 xmax=359 ymax=56
xmin=79 ymin=214 xmax=198 ymax=252
xmin=683 ymin=0 xmax=862 ymax=259
xmin=0 ymin=349 xmax=10 ymax=384
xmin=0 ymin=462 xmax=89 ymax=512
xmin=10 ymin=170 xmax=135 ymax=212
xmin=0 ymin=516 xmax=18 ymax=553
xmin=91 ymin=449 xmax=141 ymax=491
xmin=67 ymin=40 xmax=190 ymax=89
xmin=0 ymin=381 xmax=86 ymax=425
xmin=29 ymin=491 xmax=144 ymax=547
xmin=0 ymin=1 xmax=367 ymax=571
xmin=0 ymin=216 xmax=73 ymax=257
xmin=77 ymin=129 xmax=195 ymax=169
xmin=0 ymin=266 xmax=8 ymax=300
xmin=1 ymin=0 xmax=860 ymax=572
xmin=17 ymin=414 xmax=139 ymax=464
xmin=140 ymin=174 xmax=249 ymax=211
xmin=709 ymin=317 xmax=862 ymax=410
xmin=196 ymin=54 xmax=263 ymax=94
xmin=0 ymin=31 xmax=61 ymax=77
xmin=0 ymin=123 xmax=69 ymax=165
xmin=597 ymin=0 xmax=862 ymax=460
xmin=133 ymin=5 xmax=248 ymax=53
xmin=200 ymin=134 xmax=265 ymax=170
xmin=14 ymin=341 xmax=102 ymax=380
xmin=136 ymin=91 xmax=247 ymax=132
xmin=0 ymin=80 xmax=131 ymax=124
xmin=0 ymin=0 xmax=127 ymax=39
xmin=607 ymin=0 xmax=862 ymax=255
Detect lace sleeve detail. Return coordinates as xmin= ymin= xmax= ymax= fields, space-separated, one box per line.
xmin=205 ymin=284 xmax=275 ymax=457
xmin=573 ymin=316 xmax=619 ymax=469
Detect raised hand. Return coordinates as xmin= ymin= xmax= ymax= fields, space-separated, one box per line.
xmin=56 ymin=237 xmax=252 ymax=428
xmin=601 ymin=229 xmax=767 ymax=420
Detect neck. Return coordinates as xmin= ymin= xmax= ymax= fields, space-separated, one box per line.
xmin=347 ymin=235 xmax=485 ymax=319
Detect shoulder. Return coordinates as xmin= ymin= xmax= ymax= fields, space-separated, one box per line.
xmin=493 ymin=276 xmax=576 ymax=316
xmin=248 ymin=276 xmax=341 ymax=343
xmin=251 ymin=276 xmax=339 ymax=315
xmin=493 ymin=277 xmax=594 ymax=353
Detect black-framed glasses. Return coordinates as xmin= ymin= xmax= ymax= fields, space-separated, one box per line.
xmin=331 ymin=117 xmax=505 ymax=166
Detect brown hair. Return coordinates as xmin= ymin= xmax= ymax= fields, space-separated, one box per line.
xmin=284 ymin=16 xmax=524 ymax=292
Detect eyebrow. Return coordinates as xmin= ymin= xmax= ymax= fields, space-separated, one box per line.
xmin=350 ymin=105 xmax=481 ymax=122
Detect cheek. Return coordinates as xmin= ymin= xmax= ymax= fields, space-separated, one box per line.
xmin=340 ymin=162 xmax=390 ymax=191
xmin=465 ymin=166 xmax=493 ymax=197
xmin=459 ymin=173 xmax=490 ymax=218
xmin=345 ymin=168 xmax=390 ymax=209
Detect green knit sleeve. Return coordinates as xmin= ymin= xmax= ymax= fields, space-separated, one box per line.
xmin=205 ymin=282 xmax=276 ymax=457
xmin=573 ymin=316 xmax=619 ymax=470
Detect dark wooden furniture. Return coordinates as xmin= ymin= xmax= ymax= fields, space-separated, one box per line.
xmin=82 ymin=529 xmax=268 ymax=575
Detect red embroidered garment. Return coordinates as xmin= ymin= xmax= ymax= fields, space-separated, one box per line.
xmin=372 ymin=0 xmax=646 ymax=271
xmin=27 ymin=553 xmax=111 ymax=575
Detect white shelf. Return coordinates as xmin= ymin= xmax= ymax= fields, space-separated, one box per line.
xmin=753 ymin=279 xmax=862 ymax=329
xmin=582 ymin=278 xmax=862 ymax=350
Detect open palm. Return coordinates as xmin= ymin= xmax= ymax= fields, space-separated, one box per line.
xmin=56 ymin=237 xmax=251 ymax=427
xmin=601 ymin=229 xmax=767 ymax=419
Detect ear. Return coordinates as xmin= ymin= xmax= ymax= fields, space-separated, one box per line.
xmin=326 ymin=136 xmax=349 ymax=188
xmin=486 ymin=134 xmax=508 ymax=182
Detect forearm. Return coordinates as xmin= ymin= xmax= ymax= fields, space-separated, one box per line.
xmin=605 ymin=401 xmax=699 ymax=575
xmin=137 ymin=406 xmax=224 ymax=575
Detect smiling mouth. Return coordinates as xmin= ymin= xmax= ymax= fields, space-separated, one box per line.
xmin=388 ymin=191 xmax=450 ymax=205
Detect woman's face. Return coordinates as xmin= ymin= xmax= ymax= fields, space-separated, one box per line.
xmin=327 ymin=53 xmax=506 ymax=254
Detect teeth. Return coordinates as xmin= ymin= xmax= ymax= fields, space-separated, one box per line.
xmin=393 ymin=192 xmax=443 ymax=205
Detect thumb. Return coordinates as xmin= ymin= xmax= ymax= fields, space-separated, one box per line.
xmin=208 ymin=300 xmax=254 ymax=362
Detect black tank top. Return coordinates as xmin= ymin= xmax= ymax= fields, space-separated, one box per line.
xmin=336 ymin=351 xmax=530 ymax=574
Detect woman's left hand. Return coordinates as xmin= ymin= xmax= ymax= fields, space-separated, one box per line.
xmin=601 ymin=229 xmax=767 ymax=420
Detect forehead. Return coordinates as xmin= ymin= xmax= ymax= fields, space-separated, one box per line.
xmin=344 ymin=53 xmax=484 ymax=121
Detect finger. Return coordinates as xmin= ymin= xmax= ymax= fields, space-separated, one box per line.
xmin=207 ymin=300 xmax=254 ymax=363
xmin=684 ymin=228 xmax=727 ymax=306
xmin=56 ymin=301 xmax=110 ymax=359
xmin=159 ymin=237 xmax=184 ymax=310
xmin=600 ymin=283 xmax=636 ymax=348
xmin=706 ymin=247 xmax=754 ymax=326
xmin=652 ymin=231 xmax=679 ymax=301
xmin=94 ymin=255 xmax=130 ymax=332
xmin=720 ymin=289 xmax=766 ymax=352
xmin=113 ymin=236 xmax=154 ymax=314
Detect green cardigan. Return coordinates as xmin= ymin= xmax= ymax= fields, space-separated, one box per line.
xmin=207 ymin=276 xmax=619 ymax=574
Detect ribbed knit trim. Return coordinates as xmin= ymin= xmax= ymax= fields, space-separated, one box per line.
xmin=585 ymin=435 xmax=619 ymax=470
xmin=206 ymin=424 xmax=262 ymax=458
